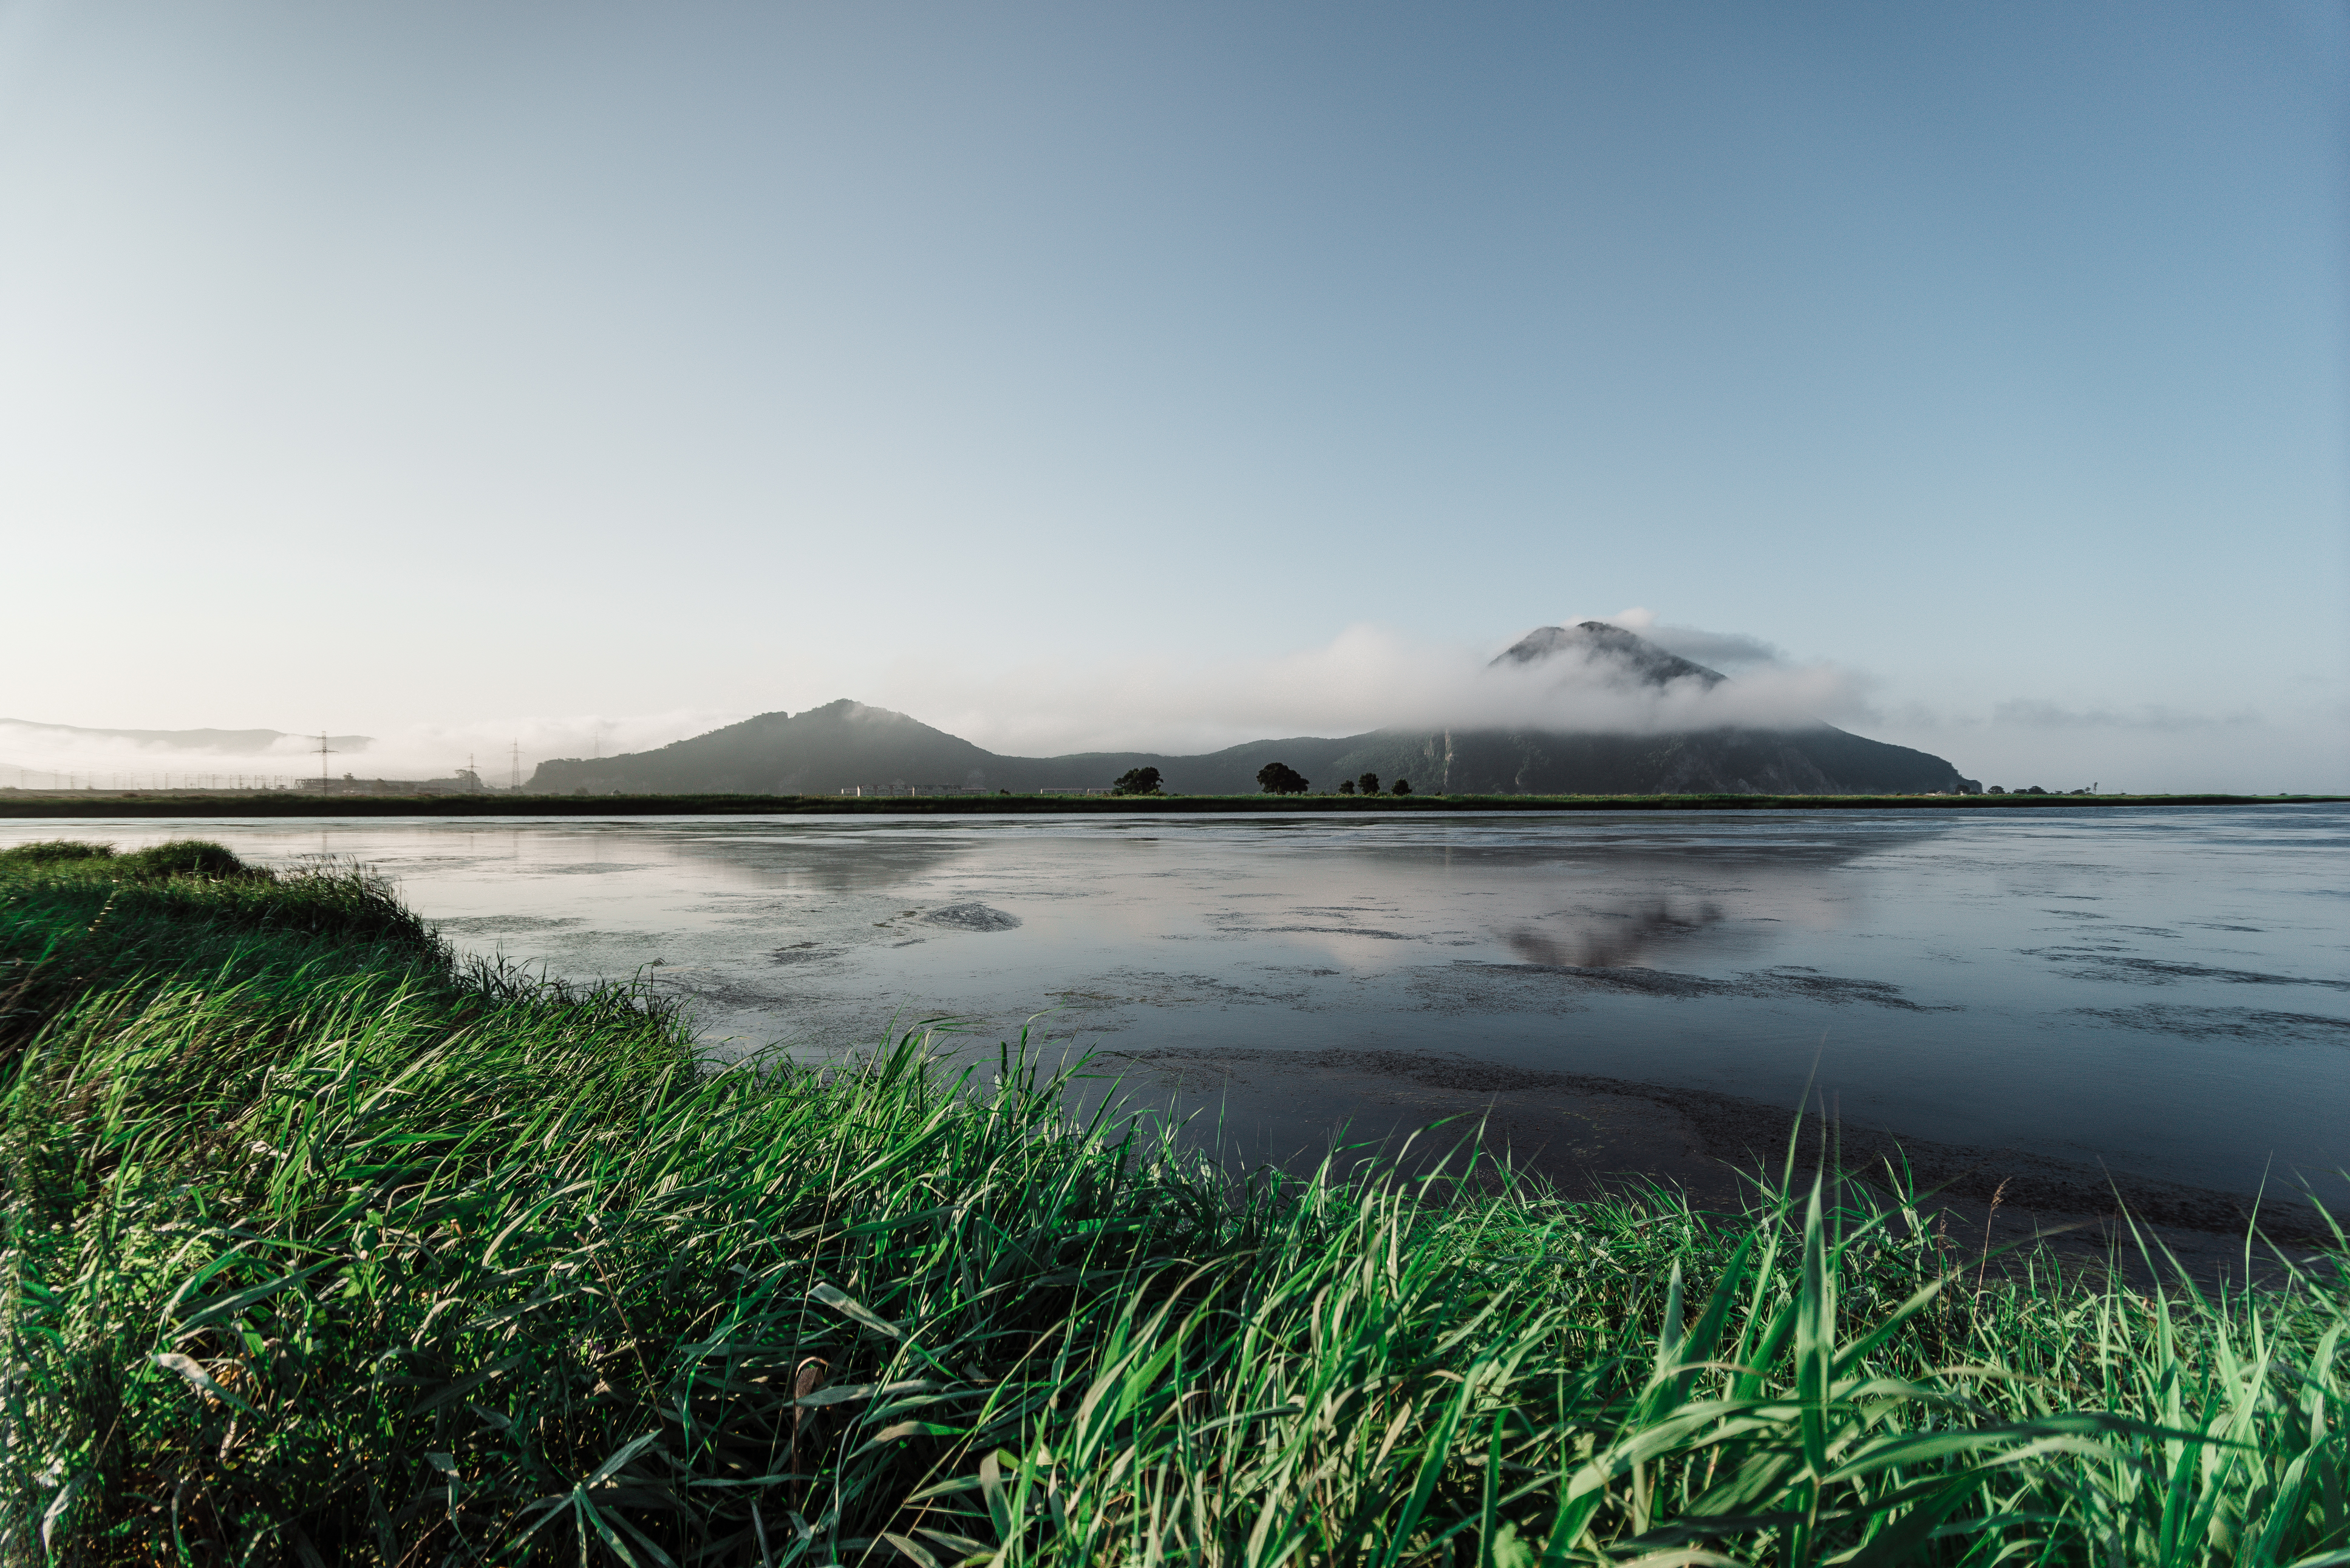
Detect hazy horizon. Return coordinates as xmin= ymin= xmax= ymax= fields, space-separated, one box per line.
xmin=2 ymin=611 xmax=2338 ymax=793
xmin=2 ymin=4 xmax=2342 ymax=793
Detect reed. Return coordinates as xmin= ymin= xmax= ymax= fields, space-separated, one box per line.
xmin=2 ymin=843 xmax=2343 ymax=1565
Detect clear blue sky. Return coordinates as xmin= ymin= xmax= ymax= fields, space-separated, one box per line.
xmin=2 ymin=1 xmax=2342 ymax=789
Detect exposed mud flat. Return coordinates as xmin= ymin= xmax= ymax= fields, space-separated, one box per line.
xmin=2072 ymin=1003 xmax=2350 ymax=1044
xmin=921 ymin=901 xmax=1023 ymax=931
xmin=1084 ymin=1044 xmax=2348 ymax=1284
xmin=432 ymin=914 xmax=587 ymax=934
xmin=1446 ymin=960 xmax=1955 ymax=1010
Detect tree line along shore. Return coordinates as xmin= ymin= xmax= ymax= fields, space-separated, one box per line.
xmin=0 ymin=790 xmax=2331 ymax=819
xmin=3 ymin=837 xmax=2344 ymax=1563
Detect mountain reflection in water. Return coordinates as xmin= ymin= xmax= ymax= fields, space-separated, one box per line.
xmin=1505 ymin=898 xmax=1731 ymax=969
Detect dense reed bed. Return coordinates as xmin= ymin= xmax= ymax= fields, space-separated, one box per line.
xmin=2 ymin=841 xmax=2345 ymax=1566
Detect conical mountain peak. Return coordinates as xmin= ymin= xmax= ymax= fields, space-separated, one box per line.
xmin=1491 ymin=622 xmax=1726 ymax=688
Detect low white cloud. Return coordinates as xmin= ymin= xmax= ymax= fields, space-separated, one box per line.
xmin=0 ymin=710 xmax=745 ymax=787
xmin=1986 ymin=700 xmax=2263 ymax=733
xmin=1865 ymin=692 xmax=2346 ymax=793
xmin=1 ymin=620 xmax=1876 ymax=782
xmin=65 ymin=616 xmax=2335 ymax=794
xmin=12 ymin=623 xmax=2338 ymax=794
xmin=1564 ymin=608 xmax=1786 ymax=671
xmin=1644 ymin=627 xmax=1788 ymax=671
xmin=869 ymin=620 xmax=1871 ymax=756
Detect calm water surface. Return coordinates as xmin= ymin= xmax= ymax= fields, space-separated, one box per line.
xmin=12 ymin=807 xmax=2345 ymax=1193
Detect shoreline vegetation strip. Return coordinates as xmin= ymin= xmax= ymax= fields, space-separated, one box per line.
xmin=2 ymin=840 xmax=2345 ymax=1565
xmin=0 ymin=791 xmax=2337 ymax=819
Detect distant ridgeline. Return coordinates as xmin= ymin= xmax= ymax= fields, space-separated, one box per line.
xmin=526 ymin=625 xmax=1977 ymax=797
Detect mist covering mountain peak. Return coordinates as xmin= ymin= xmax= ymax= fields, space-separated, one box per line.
xmin=526 ymin=627 xmax=1975 ymax=796
xmin=1492 ymin=622 xmax=1729 ymax=690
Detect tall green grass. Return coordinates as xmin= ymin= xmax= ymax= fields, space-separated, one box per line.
xmin=2 ymin=842 xmax=2344 ymax=1565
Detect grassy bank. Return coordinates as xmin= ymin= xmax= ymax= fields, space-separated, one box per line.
xmin=4 ymin=843 xmax=2345 ymax=1565
xmin=2 ymin=791 xmax=2335 ymax=819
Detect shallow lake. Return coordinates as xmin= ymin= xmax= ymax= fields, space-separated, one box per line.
xmin=12 ymin=806 xmax=2346 ymax=1201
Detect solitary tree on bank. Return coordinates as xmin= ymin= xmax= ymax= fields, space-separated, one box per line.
xmin=1255 ymin=762 xmax=1310 ymax=795
xmin=1112 ymin=767 xmax=1163 ymax=796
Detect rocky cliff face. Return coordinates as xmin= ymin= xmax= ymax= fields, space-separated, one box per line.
xmin=526 ymin=627 xmax=1976 ymax=796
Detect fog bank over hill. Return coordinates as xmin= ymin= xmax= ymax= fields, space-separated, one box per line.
xmin=870 ymin=616 xmax=1874 ymax=762
xmin=822 ymin=614 xmax=2343 ymax=793
xmin=0 ymin=713 xmax=740 ymax=787
xmin=526 ymin=623 xmax=1975 ymax=797
xmin=15 ymin=622 xmax=2332 ymax=798
xmin=0 ymin=720 xmax=371 ymax=787
xmin=0 ymin=719 xmax=373 ymax=757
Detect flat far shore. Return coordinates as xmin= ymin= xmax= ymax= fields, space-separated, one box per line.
xmin=0 ymin=787 xmax=2336 ymax=818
